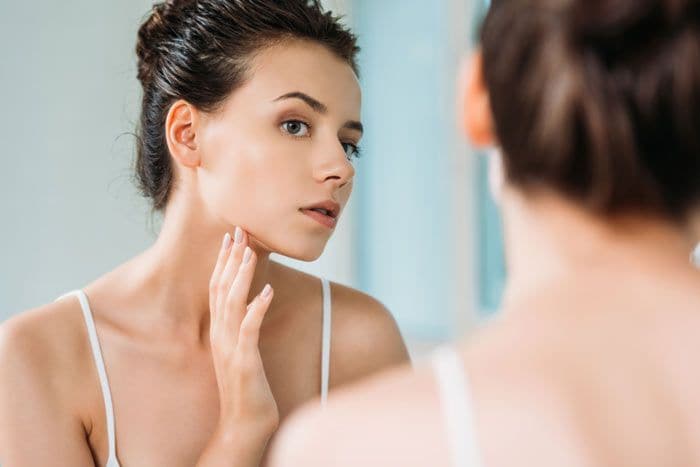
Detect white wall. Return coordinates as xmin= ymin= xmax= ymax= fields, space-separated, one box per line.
xmin=1 ymin=0 xmax=156 ymax=319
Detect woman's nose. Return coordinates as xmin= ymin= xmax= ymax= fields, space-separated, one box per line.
xmin=314 ymin=141 xmax=356 ymax=188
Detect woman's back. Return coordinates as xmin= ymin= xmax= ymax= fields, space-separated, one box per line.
xmin=468 ymin=246 xmax=700 ymax=466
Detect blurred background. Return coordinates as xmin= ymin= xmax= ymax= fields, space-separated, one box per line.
xmin=4 ymin=0 xmax=696 ymax=357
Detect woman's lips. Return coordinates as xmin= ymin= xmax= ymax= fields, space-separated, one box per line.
xmin=300 ymin=208 xmax=338 ymax=229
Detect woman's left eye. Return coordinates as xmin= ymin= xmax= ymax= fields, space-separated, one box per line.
xmin=281 ymin=120 xmax=310 ymax=137
xmin=341 ymin=142 xmax=361 ymax=161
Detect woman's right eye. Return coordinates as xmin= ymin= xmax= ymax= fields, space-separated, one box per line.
xmin=281 ymin=120 xmax=310 ymax=137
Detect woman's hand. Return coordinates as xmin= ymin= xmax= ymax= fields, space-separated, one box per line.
xmin=198 ymin=227 xmax=277 ymax=466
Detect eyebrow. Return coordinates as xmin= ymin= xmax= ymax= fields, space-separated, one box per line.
xmin=273 ymin=91 xmax=364 ymax=135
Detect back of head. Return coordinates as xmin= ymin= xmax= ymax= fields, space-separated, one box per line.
xmin=480 ymin=0 xmax=700 ymax=222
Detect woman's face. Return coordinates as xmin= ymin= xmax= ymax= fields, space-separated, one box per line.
xmin=196 ymin=40 xmax=362 ymax=261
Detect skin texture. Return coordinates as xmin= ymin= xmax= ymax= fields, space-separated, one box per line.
xmin=269 ymin=52 xmax=700 ymax=467
xmin=0 ymin=40 xmax=409 ymax=466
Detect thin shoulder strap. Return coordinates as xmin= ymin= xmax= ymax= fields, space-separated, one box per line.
xmin=432 ymin=345 xmax=484 ymax=467
xmin=320 ymin=278 xmax=332 ymax=406
xmin=57 ymin=290 xmax=119 ymax=466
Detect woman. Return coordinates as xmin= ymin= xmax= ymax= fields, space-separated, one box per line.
xmin=271 ymin=0 xmax=700 ymax=465
xmin=0 ymin=1 xmax=409 ymax=465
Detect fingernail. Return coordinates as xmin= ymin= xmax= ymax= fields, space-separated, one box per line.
xmin=222 ymin=232 xmax=232 ymax=249
xmin=243 ymin=247 xmax=252 ymax=264
xmin=262 ymin=284 xmax=272 ymax=298
xmin=234 ymin=227 xmax=243 ymax=245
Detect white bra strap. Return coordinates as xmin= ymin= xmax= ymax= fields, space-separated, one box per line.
xmin=58 ymin=290 xmax=118 ymax=464
xmin=432 ymin=346 xmax=483 ymax=467
xmin=320 ymin=278 xmax=332 ymax=406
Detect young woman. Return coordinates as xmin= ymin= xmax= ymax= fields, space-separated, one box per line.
xmin=0 ymin=1 xmax=409 ymax=465
xmin=272 ymin=0 xmax=700 ymax=465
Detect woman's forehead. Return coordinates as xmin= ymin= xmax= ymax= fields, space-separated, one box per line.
xmin=239 ymin=41 xmax=361 ymax=112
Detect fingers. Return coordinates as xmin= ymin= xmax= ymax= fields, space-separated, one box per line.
xmin=216 ymin=227 xmax=247 ymax=315
xmin=238 ymin=284 xmax=274 ymax=350
xmin=209 ymin=232 xmax=233 ymax=321
xmin=210 ymin=226 xmax=269 ymax=349
xmin=224 ymin=245 xmax=257 ymax=334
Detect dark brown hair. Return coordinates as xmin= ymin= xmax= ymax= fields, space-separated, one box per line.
xmin=481 ymin=0 xmax=700 ymax=221
xmin=135 ymin=0 xmax=359 ymax=210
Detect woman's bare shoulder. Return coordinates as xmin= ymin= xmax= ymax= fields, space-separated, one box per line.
xmin=272 ymin=329 xmax=592 ymax=467
xmin=270 ymin=363 xmax=442 ymax=467
xmin=0 ymin=296 xmax=92 ymax=390
xmin=271 ymin=261 xmax=410 ymax=385
xmin=0 ymin=297 xmax=98 ymax=464
xmin=323 ymin=281 xmax=410 ymax=382
xmin=271 ymin=262 xmax=404 ymax=339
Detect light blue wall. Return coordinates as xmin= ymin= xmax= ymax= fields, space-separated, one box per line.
xmin=476 ymin=156 xmax=506 ymax=314
xmin=0 ymin=0 xmax=155 ymax=319
xmin=352 ymin=0 xmax=455 ymax=339
xmin=352 ymin=0 xmax=506 ymax=334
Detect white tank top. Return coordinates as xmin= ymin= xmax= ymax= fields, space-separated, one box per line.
xmin=57 ymin=277 xmax=333 ymax=467
xmin=432 ymin=345 xmax=484 ymax=467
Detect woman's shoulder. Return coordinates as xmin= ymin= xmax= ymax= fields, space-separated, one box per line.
xmin=272 ymin=335 xmax=585 ymax=467
xmin=271 ymin=261 xmax=401 ymax=330
xmin=0 ymin=298 xmax=101 ymax=462
xmin=0 ymin=296 xmax=92 ymax=394
xmin=272 ymin=261 xmax=410 ymax=385
xmin=271 ymin=362 xmax=441 ymax=467
xmin=324 ymin=280 xmax=409 ymax=378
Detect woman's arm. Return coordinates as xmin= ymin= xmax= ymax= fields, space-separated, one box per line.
xmin=0 ymin=316 xmax=97 ymax=466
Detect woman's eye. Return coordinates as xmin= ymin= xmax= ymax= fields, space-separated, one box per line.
xmin=281 ymin=120 xmax=310 ymax=137
xmin=342 ymin=142 xmax=361 ymax=161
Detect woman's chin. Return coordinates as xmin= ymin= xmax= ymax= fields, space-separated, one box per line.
xmin=249 ymin=229 xmax=329 ymax=262
xmin=285 ymin=248 xmax=324 ymax=262
xmin=273 ymin=242 xmax=326 ymax=262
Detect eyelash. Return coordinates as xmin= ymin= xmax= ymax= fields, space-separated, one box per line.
xmin=343 ymin=142 xmax=362 ymax=161
xmin=280 ymin=119 xmax=363 ymax=162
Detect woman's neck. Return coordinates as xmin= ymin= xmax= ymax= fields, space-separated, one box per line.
xmin=121 ymin=195 xmax=274 ymax=344
xmin=499 ymin=189 xmax=698 ymax=309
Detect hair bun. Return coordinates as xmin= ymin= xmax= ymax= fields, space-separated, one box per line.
xmin=568 ymin=0 xmax=698 ymax=62
xmin=569 ymin=0 xmax=657 ymax=56
xmin=135 ymin=0 xmax=195 ymax=86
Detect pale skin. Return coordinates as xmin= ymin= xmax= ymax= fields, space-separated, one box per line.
xmin=0 ymin=40 xmax=409 ymax=466
xmin=270 ymin=52 xmax=700 ymax=467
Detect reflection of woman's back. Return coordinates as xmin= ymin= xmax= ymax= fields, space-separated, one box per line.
xmin=272 ymin=0 xmax=700 ymax=466
xmin=435 ymin=0 xmax=700 ymax=463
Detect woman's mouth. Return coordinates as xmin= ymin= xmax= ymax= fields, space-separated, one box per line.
xmin=300 ymin=201 xmax=340 ymax=229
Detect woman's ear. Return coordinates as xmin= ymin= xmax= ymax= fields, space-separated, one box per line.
xmin=459 ymin=51 xmax=496 ymax=147
xmin=165 ymin=100 xmax=201 ymax=169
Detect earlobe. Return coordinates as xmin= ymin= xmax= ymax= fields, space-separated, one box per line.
xmin=460 ymin=51 xmax=496 ymax=147
xmin=165 ymin=100 xmax=201 ymax=168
